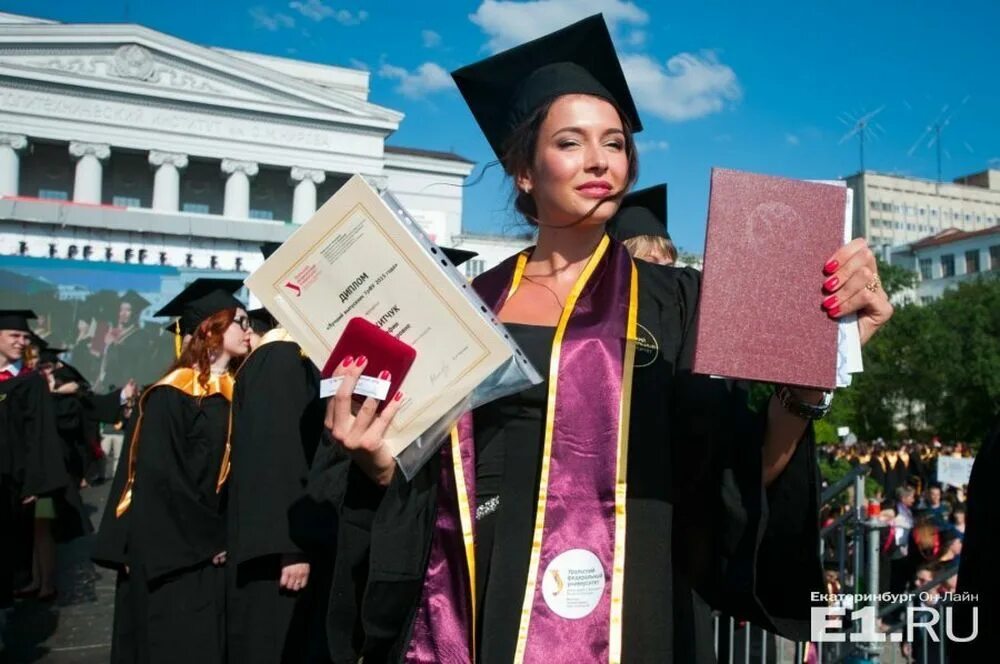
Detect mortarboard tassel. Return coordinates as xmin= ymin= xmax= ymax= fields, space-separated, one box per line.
xmin=173 ymin=320 xmax=182 ymax=359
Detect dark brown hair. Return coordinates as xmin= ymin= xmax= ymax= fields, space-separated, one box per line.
xmin=500 ymin=95 xmax=640 ymax=225
xmin=167 ymin=308 xmax=241 ymax=390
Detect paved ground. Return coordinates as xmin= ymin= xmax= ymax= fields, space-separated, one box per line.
xmin=1 ymin=481 xmax=113 ymax=664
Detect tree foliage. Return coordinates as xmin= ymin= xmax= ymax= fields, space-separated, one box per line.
xmin=828 ymin=274 xmax=1000 ymax=443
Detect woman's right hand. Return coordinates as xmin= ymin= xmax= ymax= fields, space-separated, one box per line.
xmin=323 ymin=355 xmax=404 ymax=487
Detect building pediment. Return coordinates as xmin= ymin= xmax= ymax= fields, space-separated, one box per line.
xmin=0 ymin=22 xmax=402 ymax=131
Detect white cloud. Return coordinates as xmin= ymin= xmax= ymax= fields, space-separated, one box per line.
xmin=785 ymin=133 xmax=800 ymax=146
xmin=422 ymin=29 xmax=442 ymax=48
xmin=470 ymin=0 xmax=648 ymax=52
xmin=249 ymin=6 xmax=296 ymax=31
xmin=334 ymin=8 xmax=368 ymax=25
xmin=349 ymin=58 xmax=370 ymax=71
xmin=288 ymin=0 xmax=367 ymax=25
xmin=636 ymin=139 xmax=669 ymax=152
xmin=620 ymin=51 xmax=741 ymax=122
xmin=379 ymin=62 xmax=454 ymax=99
xmin=624 ymin=29 xmax=646 ymax=47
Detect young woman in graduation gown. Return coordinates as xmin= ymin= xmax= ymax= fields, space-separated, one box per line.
xmin=0 ymin=310 xmax=71 ymax=608
xmin=93 ymin=288 xmax=250 ymax=664
xmin=225 ymin=311 xmax=327 ymax=664
xmin=321 ymin=15 xmax=895 ymax=664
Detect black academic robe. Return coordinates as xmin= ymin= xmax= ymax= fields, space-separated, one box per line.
xmin=93 ymin=386 xmax=230 ymax=664
xmin=0 ymin=371 xmax=70 ymax=607
xmin=226 ymin=339 xmax=325 ymax=664
xmin=952 ymin=420 xmax=1000 ymax=663
xmin=49 ymin=392 xmax=94 ymax=542
xmin=324 ymin=262 xmax=824 ymax=663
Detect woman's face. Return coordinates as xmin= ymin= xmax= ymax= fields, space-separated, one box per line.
xmin=222 ymin=308 xmax=251 ymax=358
xmin=518 ymin=94 xmax=629 ymax=228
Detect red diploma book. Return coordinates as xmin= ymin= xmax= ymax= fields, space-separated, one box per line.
xmin=693 ymin=168 xmax=847 ymax=390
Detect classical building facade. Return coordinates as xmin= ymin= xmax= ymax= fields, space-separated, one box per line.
xmin=0 ymin=12 xmax=525 ymax=279
xmin=845 ymin=169 xmax=1000 ymax=252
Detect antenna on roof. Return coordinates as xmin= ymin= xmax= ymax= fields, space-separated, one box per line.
xmin=838 ymin=106 xmax=885 ymax=172
xmin=907 ymin=96 xmax=971 ymax=183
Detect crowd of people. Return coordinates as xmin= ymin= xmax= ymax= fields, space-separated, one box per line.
xmin=0 ymin=13 xmax=905 ymax=664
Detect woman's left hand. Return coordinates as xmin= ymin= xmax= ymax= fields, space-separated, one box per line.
xmin=820 ymin=238 xmax=894 ymax=345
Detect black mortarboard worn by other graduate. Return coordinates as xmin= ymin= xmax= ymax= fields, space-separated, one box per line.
xmin=440 ymin=247 xmax=478 ymax=267
xmin=0 ymin=309 xmax=36 ymax=332
xmin=156 ymin=278 xmax=245 ymax=336
xmin=607 ymin=184 xmax=670 ymax=242
xmin=451 ymin=13 xmax=643 ymax=161
xmin=119 ymin=290 xmax=150 ymax=315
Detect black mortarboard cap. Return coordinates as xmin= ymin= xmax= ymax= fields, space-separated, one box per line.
xmin=451 ymin=14 xmax=643 ymax=161
xmin=37 ymin=340 xmax=68 ymax=365
xmin=119 ymin=290 xmax=150 ymax=312
xmin=606 ymin=184 xmax=669 ymax=242
xmin=53 ymin=362 xmax=89 ymax=387
xmin=247 ymin=307 xmax=277 ymax=335
xmin=154 ymin=278 xmax=245 ymax=336
xmin=440 ymin=247 xmax=478 ymax=267
xmin=0 ymin=309 xmax=36 ymax=332
xmin=260 ymin=242 xmax=282 ymax=260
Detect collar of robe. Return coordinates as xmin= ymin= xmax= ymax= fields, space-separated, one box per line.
xmin=115 ymin=367 xmax=235 ymax=518
xmin=406 ymin=235 xmax=639 ymax=663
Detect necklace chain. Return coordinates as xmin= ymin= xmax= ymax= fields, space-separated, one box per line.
xmin=521 ymin=274 xmax=564 ymax=309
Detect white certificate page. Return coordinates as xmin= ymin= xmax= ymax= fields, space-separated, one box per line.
xmin=246 ymin=175 xmax=513 ymax=456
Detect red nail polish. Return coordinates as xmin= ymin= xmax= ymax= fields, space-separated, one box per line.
xmin=393 ymin=391 xmax=403 ymax=402
xmin=822 ymin=295 xmax=838 ymax=309
xmin=341 ymin=356 xmax=353 ymax=367
xmin=823 ymin=276 xmax=839 ymax=291
xmin=355 ymin=355 xmax=367 ymax=367
xmin=829 ymin=305 xmax=841 ymax=317
xmin=824 ymin=260 xmax=839 ymax=275
xmin=378 ymin=370 xmax=391 ymax=380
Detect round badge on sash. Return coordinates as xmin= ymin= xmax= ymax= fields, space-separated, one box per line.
xmin=541 ymin=549 xmax=607 ymax=619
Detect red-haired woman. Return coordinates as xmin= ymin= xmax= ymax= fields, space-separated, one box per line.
xmin=94 ymin=280 xmax=250 ymax=664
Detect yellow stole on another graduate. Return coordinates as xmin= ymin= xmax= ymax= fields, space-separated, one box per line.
xmin=115 ymin=368 xmax=234 ymax=517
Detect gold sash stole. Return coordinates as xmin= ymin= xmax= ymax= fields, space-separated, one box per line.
xmin=115 ymin=368 xmax=234 ymax=517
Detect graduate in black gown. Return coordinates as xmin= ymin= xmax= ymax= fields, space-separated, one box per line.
xmin=225 ymin=293 xmax=326 ymax=664
xmin=0 ymin=310 xmax=70 ymax=608
xmin=93 ymin=280 xmax=250 ymax=664
xmin=319 ymin=15 xmax=896 ymax=664
xmin=952 ymin=419 xmax=1000 ymax=662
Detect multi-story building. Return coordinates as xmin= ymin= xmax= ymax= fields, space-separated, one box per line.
xmin=889 ymin=225 xmax=1000 ymax=304
xmin=0 ymin=12 xmax=533 ymax=280
xmin=845 ymin=169 xmax=1000 ymax=251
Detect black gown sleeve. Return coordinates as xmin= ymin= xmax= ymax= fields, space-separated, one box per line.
xmin=18 ymin=373 xmax=70 ymax=499
xmin=952 ymin=420 xmax=1000 ymax=663
xmin=92 ymin=405 xmax=141 ymax=571
xmin=667 ymin=265 xmax=823 ymax=642
xmin=230 ymin=342 xmax=324 ymax=564
xmin=84 ymin=389 xmax=124 ymax=424
xmin=325 ymin=443 xmax=438 ymax=662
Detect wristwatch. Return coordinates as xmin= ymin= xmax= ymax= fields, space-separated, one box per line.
xmin=775 ymin=384 xmax=834 ymax=420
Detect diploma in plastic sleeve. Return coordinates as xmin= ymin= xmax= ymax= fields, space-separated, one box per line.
xmin=245 ymin=175 xmax=515 ymax=456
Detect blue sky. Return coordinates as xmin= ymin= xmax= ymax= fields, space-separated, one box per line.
xmin=4 ymin=0 xmax=998 ymax=253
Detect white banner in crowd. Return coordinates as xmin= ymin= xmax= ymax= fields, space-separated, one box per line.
xmin=937 ymin=456 xmax=975 ymax=488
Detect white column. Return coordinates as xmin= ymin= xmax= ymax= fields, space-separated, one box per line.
xmin=0 ymin=133 xmax=28 ymax=197
xmin=69 ymin=141 xmax=110 ymax=204
xmin=221 ymin=159 xmax=258 ymax=219
xmin=290 ymin=167 xmax=326 ymax=223
xmin=149 ymin=151 xmax=188 ymax=212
